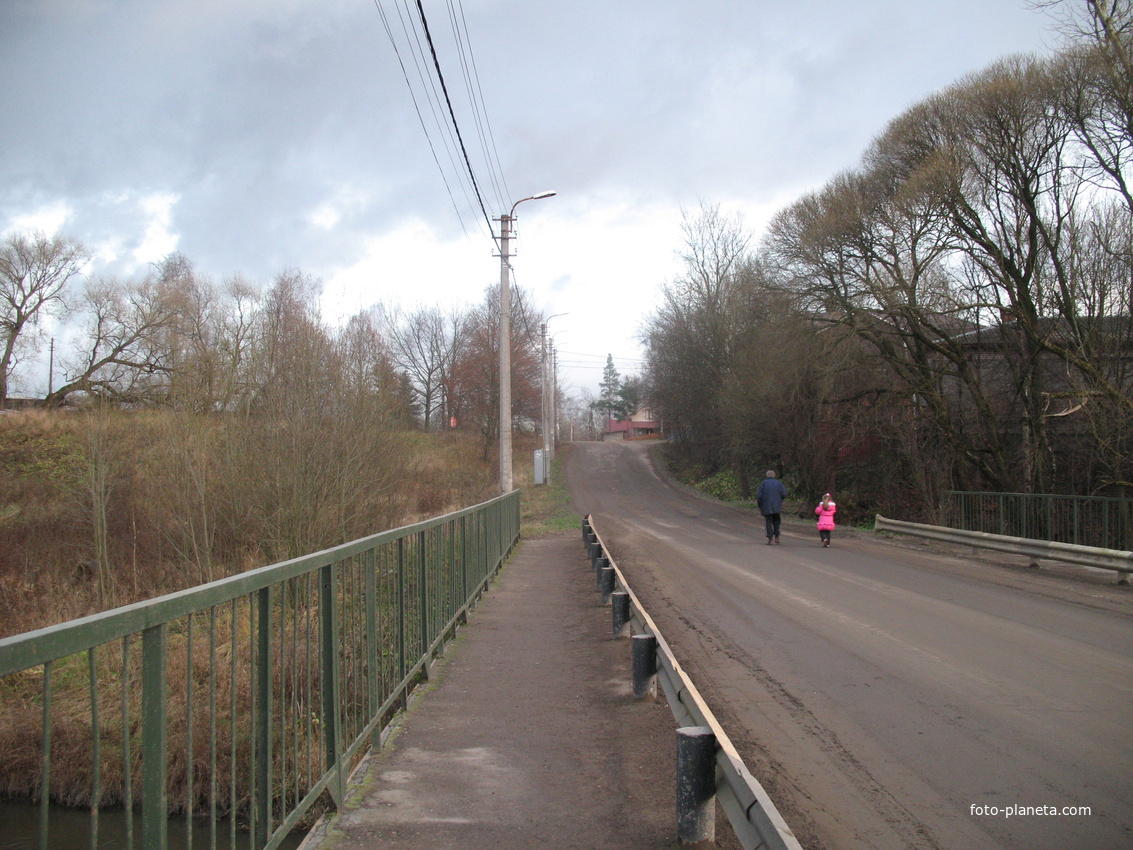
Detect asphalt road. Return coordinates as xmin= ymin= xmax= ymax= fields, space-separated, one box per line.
xmin=563 ymin=440 xmax=1133 ymax=850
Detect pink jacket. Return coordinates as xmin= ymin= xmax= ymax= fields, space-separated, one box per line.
xmin=815 ymin=501 xmax=837 ymax=531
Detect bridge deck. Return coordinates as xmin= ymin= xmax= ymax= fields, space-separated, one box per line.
xmin=299 ymin=535 xmax=693 ymax=850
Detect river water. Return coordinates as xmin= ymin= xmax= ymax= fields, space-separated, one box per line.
xmin=0 ymin=799 xmax=306 ymax=849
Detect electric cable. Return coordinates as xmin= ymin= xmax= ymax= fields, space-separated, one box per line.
xmin=372 ymin=0 xmax=470 ymax=235
xmin=413 ymin=0 xmax=496 ymax=238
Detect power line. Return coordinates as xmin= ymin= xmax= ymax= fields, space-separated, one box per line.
xmin=558 ymin=349 xmax=648 ymax=363
xmin=395 ymin=0 xmax=486 ymax=235
xmin=413 ymin=0 xmax=496 ymax=237
xmin=371 ymin=0 xmax=470 ymax=235
xmin=446 ymin=0 xmax=510 ymax=213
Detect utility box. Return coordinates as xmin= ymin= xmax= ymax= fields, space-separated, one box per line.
xmin=534 ymin=449 xmax=546 ymax=485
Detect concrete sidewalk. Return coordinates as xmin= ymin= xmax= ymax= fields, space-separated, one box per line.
xmin=300 ymin=534 xmax=686 ymax=850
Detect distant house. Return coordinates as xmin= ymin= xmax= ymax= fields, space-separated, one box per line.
xmin=602 ymin=407 xmax=660 ymax=441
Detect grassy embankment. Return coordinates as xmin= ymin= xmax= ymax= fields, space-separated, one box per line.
xmin=517 ymin=445 xmax=579 ymax=539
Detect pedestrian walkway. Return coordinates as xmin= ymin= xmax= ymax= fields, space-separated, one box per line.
xmin=299 ymin=534 xmax=682 ymax=850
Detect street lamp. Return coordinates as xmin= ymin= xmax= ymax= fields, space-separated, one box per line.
xmin=498 ymin=191 xmax=556 ymax=494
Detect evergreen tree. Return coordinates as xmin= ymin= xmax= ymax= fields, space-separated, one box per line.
xmin=592 ymin=354 xmax=623 ymax=423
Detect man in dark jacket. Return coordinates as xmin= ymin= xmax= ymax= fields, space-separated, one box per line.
xmin=756 ymin=470 xmax=788 ymax=544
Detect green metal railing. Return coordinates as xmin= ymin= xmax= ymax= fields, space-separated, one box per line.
xmin=0 ymin=490 xmax=520 ymax=850
xmin=941 ymin=491 xmax=1133 ymax=551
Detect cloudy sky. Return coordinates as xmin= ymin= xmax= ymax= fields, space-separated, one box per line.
xmin=1 ymin=0 xmax=1061 ymax=397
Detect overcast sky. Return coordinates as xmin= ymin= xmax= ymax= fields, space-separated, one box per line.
xmin=1 ymin=0 xmax=1061 ymax=397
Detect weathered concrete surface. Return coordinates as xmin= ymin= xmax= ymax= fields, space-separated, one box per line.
xmin=302 ymin=534 xmax=722 ymax=850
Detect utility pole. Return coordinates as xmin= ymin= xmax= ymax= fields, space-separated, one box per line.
xmin=551 ymin=344 xmax=558 ymax=452
xmin=541 ymin=322 xmax=550 ymax=471
xmin=496 ymin=191 xmax=556 ymax=494
xmin=498 ymin=211 xmax=515 ymax=494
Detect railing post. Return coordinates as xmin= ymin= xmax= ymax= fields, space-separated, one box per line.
xmin=676 ymin=726 xmax=716 ymax=845
xmin=141 ymin=624 xmax=168 ymax=850
xmin=365 ymin=549 xmax=380 ymax=749
xmin=632 ymin=634 xmax=657 ymax=699
xmin=398 ymin=539 xmax=407 ymax=711
xmin=419 ymin=530 xmax=430 ymax=679
xmin=254 ymin=586 xmax=274 ymax=845
xmin=319 ymin=565 xmax=344 ymax=807
xmin=460 ymin=515 xmax=469 ymax=613
xmin=595 ymin=556 xmax=608 ymax=591
xmin=38 ymin=661 xmax=52 ymax=850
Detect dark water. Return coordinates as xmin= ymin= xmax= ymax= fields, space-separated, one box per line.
xmin=0 ymin=799 xmax=306 ymax=850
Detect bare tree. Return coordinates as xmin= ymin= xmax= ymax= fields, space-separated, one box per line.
xmin=46 ymin=275 xmax=178 ymax=405
xmin=0 ymin=231 xmax=90 ymax=402
xmin=448 ymin=285 xmax=543 ymax=460
xmin=644 ymin=204 xmax=754 ymax=471
xmin=387 ymin=305 xmax=463 ymax=430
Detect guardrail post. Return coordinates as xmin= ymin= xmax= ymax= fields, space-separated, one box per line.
xmin=676 ymin=726 xmax=716 ymax=845
xmin=599 ymin=565 xmax=615 ymax=605
xmin=595 ymin=556 xmax=608 ymax=591
xmin=611 ymin=591 xmax=630 ymax=637
xmin=589 ymin=539 xmax=603 ymax=569
xmin=632 ymin=634 xmax=657 ymax=699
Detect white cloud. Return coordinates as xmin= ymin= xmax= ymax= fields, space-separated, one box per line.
xmin=320 ymin=220 xmax=491 ymax=323
xmin=4 ymin=201 xmax=73 ymax=237
xmin=132 ymin=192 xmax=181 ymax=269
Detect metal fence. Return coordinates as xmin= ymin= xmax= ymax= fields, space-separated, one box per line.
xmin=0 ymin=491 xmax=520 ymax=850
xmin=941 ymin=491 xmax=1133 ymax=551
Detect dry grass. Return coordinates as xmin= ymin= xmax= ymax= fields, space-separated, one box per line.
xmin=0 ymin=409 xmax=497 ymax=637
xmin=0 ymin=408 xmax=503 ymax=824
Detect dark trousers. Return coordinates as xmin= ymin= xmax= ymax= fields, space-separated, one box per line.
xmin=764 ymin=514 xmax=781 ymax=540
xmin=819 ymin=529 xmax=831 ymax=544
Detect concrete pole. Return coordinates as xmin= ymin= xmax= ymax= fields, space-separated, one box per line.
xmin=498 ymin=213 xmax=514 ymax=494
xmin=496 ymin=191 xmax=556 ymax=493
xmin=550 ymin=345 xmax=558 ymax=456
xmin=541 ymin=322 xmax=550 ymax=473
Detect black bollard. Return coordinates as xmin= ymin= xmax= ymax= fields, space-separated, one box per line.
xmin=599 ymin=565 xmax=615 ymax=604
xmin=589 ymin=539 xmax=603 ymax=568
xmin=595 ymin=556 xmax=608 ymax=590
xmin=632 ymin=634 xmax=657 ymax=700
xmin=611 ymin=591 xmax=630 ymax=637
xmin=676 ymin=726 xmax=716 ymax=845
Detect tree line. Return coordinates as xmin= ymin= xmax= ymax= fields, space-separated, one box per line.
xmin=644 ymin=1 xmax=1132 ymax=518
xmin=0 ymin=237 xmax=552 ymax=456
xmin=0 ymin=242 xmax=553 ymax=617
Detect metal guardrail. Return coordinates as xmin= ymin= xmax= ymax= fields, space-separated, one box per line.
xmin=875 ymin=514 xmax=1133 ymax=583
xmin=941 ymin=491 xmax=1133 ymax=551
xmin=584 ymin=516 xmax=804 ymax=850
xmin=0 ymin=491 xmax=520 ymax=850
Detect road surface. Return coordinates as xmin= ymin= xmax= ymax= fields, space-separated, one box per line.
xmin=563 ymin=440 xmax=1133 ymax=850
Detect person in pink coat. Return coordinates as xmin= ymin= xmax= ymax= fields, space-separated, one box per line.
xmin=815 ymin=493 xmax=836 ymax=547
